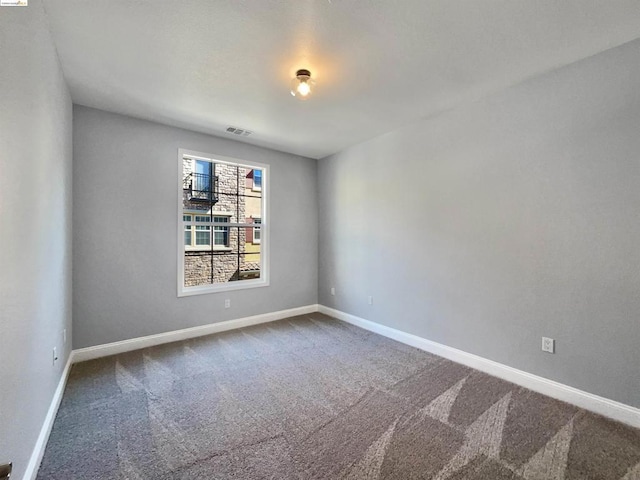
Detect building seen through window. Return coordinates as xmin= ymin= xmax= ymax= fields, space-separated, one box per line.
xmin=179 ymin=152 xmax=267 ymax=295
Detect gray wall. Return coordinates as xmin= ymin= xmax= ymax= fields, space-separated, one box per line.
xmin=73 ymin=106 xmax=318 ymax=348
xmin=318 ymin=38 xmax=640 ymax=408
xmin=0 ymin=1 xmax=73 ymax=478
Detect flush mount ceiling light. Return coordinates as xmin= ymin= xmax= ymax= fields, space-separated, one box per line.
xmin=290 ymin=69 xmax=315 ymax=99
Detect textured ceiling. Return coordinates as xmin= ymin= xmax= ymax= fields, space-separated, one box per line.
xmin=44 ymin=0 xmax=640 ymax=159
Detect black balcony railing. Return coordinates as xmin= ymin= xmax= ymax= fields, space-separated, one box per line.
xmin=186 ymin=172 xmax=219 ymax=204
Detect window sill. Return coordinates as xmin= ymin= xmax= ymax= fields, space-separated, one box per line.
xmin=185 ymin=246 xmax=232 ymax=252
xmin=178 ymin=277 xmax=269 ymax=297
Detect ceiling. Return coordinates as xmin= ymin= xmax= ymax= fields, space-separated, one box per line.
xmin=43 ymin=0 xmax=640 ymax=159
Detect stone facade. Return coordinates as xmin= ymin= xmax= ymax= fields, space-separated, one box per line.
xmin=182 ymin=158 xmax=260 ymax=287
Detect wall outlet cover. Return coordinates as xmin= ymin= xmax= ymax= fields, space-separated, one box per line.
xmin=542 ymin=337 xmax=555 ymax=353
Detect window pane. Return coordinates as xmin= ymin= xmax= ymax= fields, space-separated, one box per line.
xmin=191 ymin=160 xmax=215 ymax=202
xmin=253 ymin=169 xmax=262 ymax=189
xmin=214 ymin=228 xmax=228 ymax=246
xmin=195 ymin=229 xmax=210 ymax=245
xmin=253 ymin=217 xmax=261 ymax=241
xmin=182 ymin=158 xmax=265 ymax=290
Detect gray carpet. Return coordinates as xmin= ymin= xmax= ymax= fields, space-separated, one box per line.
xmin=38 ymin=313 xmax=640 ymax=479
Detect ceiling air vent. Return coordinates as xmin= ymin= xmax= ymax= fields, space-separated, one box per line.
xmin=226 ymin=126 xmax=253 ymax=137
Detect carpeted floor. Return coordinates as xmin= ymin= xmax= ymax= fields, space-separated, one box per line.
xmin=38 ymin=312 xmax=640 ymax=479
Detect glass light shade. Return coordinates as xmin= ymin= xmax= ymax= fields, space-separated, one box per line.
xmin=290 ymin=69 xmax=315 ymax=99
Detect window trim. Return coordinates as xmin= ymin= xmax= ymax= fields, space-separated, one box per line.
xmin=177 ymin=148 xmax=269 ymax=297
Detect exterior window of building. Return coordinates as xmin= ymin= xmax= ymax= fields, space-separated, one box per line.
xmin=253 ymin=218 xmax=261 ymax=244
xmin=178 ymin=150 xmax=268 ymax=296
xmin=195 ymin=215 xmax=211 ymax=246
xmin=195 ymin=159 xmax=212 ymax=178
xmin=213 ymin=216 xmax=229 ymax=246
xmin=183 ymin=215 xmax=192 ymax=245
xmin=183 ymin=214 xmax=231 ymax=249
xmin=253 ymin=169 xmax=262 ymax=190
xmin=193 ymin=160 xmax=215 ymax=202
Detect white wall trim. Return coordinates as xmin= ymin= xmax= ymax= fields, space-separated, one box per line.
xmin=73 ymin=304 xmax=319 ymax=363
xmin=22 ymin=352 xmax=74 ymax=480
xmin=319 ymin=305 xmax=640 ymax=429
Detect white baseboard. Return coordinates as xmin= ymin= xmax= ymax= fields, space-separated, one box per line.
xmin=73 ymin=304 xmax=320 ymax=363
xmin=22 ymin=352 xmax=74 ymax=480
xmin=319 ymin=305 xmax=640 ymax=429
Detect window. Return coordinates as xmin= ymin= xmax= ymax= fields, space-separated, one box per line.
xmin=183 ymin=215 xmax=192 ymax=245
xmin=253 ymin=169 xmax=262 ymax=190
xmin=253 ymin=218 xmax=261 ymax=244
xmin=183 ymin=214 xmax=231 ymax=249
xmin=179 ymin=150 xmax=268 ymax=296
xmin=195 ymin=215 xmax=211 ymax=246
xmin=191 ymin=160 xmax=216 ymax=202
xmin=196 ymin=159 xmax=212 ymax=178
xmin=213 ymin=216 xmax=229 ymax=246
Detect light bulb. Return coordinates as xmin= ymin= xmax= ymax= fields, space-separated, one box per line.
xmin=297 ymin=81 xmax=311 ymax=97
xmin=290 ymin=69 xmax=315 ymax=99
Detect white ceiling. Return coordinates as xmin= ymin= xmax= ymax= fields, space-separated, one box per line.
xmin=44 ymin=0 xmax=640 ymax=159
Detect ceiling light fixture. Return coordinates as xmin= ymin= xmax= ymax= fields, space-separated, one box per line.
xmin=290 ymin=69 xmax=315 ymax=99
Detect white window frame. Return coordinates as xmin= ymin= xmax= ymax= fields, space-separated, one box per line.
xmin=178 ymin=149 xmax=269 ymax=296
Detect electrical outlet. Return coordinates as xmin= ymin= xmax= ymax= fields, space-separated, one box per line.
xmin=63 ymin=328 xmax=67 ymax=345
xmin=368 ymin=296 xmax=373 ymax=305
xmin=53 ymin=347 xmax=58 ymax=365
xmin=542 ymin=337 xmax=555 ymax=353
xmin=330 ymin=287 xmax=335 ymax=296
xmin=224 ymin=298 xmax=231 ymax=309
